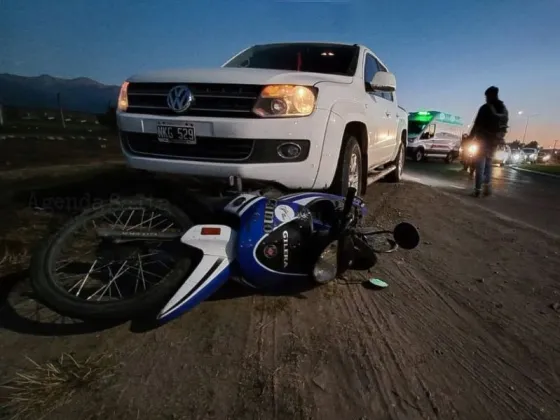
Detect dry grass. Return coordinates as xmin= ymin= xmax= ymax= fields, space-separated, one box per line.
xmin=0 ymin=247 xmax=30 ymax=275
xmin=1 ymin=353 xmax=116 ymax=420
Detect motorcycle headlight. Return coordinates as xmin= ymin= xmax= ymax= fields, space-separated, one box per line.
xmin=468 ymin=144 xmax=479 ymax=154
xmin=253 ymin=85 xmax=317 ymax=118
xmin=312 ymin=240 xmax=338 ymax=284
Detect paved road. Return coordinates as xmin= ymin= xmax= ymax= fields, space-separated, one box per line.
xmin=403 ymin=161 xmax=560 ymax=236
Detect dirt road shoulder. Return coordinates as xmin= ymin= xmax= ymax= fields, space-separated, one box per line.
xmin=1 ymin=177 xmax=559 ymax=420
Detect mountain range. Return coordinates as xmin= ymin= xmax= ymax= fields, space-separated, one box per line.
xmin=0 ymin=73 xmax=120 ymax=114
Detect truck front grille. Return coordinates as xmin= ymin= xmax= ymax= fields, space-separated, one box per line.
xmin=122 ymin=132 xmax=254 ymax=162
xmin=126 ymin=83 xmax=262 ymax=118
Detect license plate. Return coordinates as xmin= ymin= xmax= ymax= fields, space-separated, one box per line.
xmin=156 ymin=121 xmax=196 ymax=145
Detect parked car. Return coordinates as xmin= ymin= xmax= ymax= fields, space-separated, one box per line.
xmin=522 ymin=148 xmax=538 ymax=164
xmin=537 ymin=150 xmax=553 ymax=163
xmin=116 ymin=42 xmax=408 ymax=196
xmin=493 ymin=144 xmax=511 ymax=166
xmin=509 ymin=148 xmax=525 ymax=165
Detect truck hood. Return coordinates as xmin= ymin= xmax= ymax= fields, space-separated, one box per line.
xmin=127 ymin=67 xmax=353 ymax=86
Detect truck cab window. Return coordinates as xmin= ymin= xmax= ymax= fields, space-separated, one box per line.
xmin=364 ymin=54 xmax=378 ymax=90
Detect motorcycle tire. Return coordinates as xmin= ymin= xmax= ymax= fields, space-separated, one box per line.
xmin=30 ymin=198 xmax=195 ymax=321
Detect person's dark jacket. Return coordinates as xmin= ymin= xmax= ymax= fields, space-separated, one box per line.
xmin=469 ymin=100 xmax=509 ymax=151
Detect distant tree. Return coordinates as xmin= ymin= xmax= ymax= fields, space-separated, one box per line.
xmin=97 ymin=105 xmax=117 ymax=130
xmin=526 ymin=141 xmax=539 ymax=149
xmin=510 ymin=140 xmax=523 ymax=149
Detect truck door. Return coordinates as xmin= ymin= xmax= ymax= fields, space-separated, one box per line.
xmin=363 ymin=53 xmax=387 ymax=168
xmin=374 ymin=58 xmax=399 ymax=161
xmin=419 ymin=124 xmax=436 ymax=153
xmin=430 ymin=124 xmax=455 ymax=156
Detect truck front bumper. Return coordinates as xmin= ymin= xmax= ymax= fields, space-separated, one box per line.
xmin=117 ymin=109 xmax=331 ymax=190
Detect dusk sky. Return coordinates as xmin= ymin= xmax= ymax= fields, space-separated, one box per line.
xmin=1 ymin=0 xmax=559 ymax=147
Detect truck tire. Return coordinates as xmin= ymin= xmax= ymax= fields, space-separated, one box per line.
xmin=330 ymin=135 xmax=363 ymax=196
xmin=385 ymin=142 xmax=405 ymax=183
xmin=414 ymin=148 xmax=425 ymax=162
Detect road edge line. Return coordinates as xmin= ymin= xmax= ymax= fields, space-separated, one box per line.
xmin=511 ymin=166 xmax=560 ymax=179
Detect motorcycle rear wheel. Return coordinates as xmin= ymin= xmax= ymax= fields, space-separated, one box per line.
xmin=30 ymin=198 xmax=195 ymax=321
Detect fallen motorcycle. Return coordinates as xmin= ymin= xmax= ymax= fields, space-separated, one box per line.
xmin=30 ymin=177 xmax=420 ymax=323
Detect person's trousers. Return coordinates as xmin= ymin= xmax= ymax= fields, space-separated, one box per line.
xmin=474 ymin=155 xmax=493 ymax=191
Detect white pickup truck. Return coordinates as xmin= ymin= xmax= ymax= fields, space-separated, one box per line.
xmin=116 ymin=42 xmax=408 ymax=195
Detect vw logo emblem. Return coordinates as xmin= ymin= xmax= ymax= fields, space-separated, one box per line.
xmin=166 ymin=85 xmax=194 ymax=113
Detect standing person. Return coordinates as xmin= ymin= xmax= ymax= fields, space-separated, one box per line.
xmin=467 ymin=86 xmax=509 ymax=197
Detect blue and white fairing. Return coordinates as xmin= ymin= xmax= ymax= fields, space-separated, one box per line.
xmin=157 ymin=191 xmax=365 ymax=322
xmin=225 ymin=191 xmax=366 ymax=289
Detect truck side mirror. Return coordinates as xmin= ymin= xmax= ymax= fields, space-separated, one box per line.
xmin=370 ymin=71 xmax=396 ymax=92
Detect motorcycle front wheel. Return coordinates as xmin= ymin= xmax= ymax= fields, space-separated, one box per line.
xmin=30 ymin=198 xmax=196 ymax=321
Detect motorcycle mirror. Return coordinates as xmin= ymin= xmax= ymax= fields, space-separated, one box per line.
xmin=393 ymin=222 xmax=420 ymax=250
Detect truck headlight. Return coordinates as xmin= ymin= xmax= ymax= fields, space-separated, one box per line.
xmin=253 ymin=85 xmax=317 ymax=117
xmin=117 ymin=81 xmax=129 ymax=112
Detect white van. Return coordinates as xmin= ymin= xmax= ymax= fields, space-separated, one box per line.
xmin=493 ymin=144 xmax=511 ymax=166
xmin=407 ymin=111 xmax=466 ymax=163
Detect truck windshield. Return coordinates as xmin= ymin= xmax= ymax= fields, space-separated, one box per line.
xmin=224 ymin=43 xmax=359 ymax=76
xmin=408 ymin=120 xmax=428 ymax=136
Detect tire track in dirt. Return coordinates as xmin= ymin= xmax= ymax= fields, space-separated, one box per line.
xmin=296 ymin=286 xmax=372 ymax=418
xmin=346 ymin=181 xmax=560 ymax=419
xmin=385 ymin=250 xmax=558 ymax=419
xmin=229 ymin=294 xmax=317 ymax=420
xmin=353 ymin=282 xmax=446 ymax=418
xmin=228 ymin=294 xmax=273 ymax=420
xmin=335 ymin=284 xmax=395 ymax=414
xmin=390 ymin=261 xmax=521 ymax=418
xmin=322 ymin=277 xmax=440 ymax=420
xmin=276 ymin=299 xmax=317 ymax=419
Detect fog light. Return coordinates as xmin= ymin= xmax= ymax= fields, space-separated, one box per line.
xmin=277 ymin=143 xmax=302 ymax=160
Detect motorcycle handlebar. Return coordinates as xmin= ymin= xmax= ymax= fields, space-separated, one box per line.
xmin=342 ymin=187 xmax=357 ymax=219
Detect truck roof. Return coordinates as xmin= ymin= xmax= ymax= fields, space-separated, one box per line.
xmin=253 ymin=41 xmax=361 ymax=48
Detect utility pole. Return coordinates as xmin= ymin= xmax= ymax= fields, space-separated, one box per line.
xmin=57 ymin=92 xmax=66 ymax=129
xmin=522 ymin=117 xmax=529 ymax=144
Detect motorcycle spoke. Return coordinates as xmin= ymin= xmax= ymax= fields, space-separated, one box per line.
xmin=126 ymin=265 xmax=165 ymax=281
xmin=67 ymin=259 xmax=98 ymax=296
xmin=47 ymin=203 xmax=187 ymax=305
xmin=161 ymin=222 xmax=175 ymax=232
xmin=55 ymin=250 xmax=94 ymax=271
xmin=136 ymin=253 xmax=147 ymax=292
xmin=86 ymin=261 xmax=129 ymax=301
xmin=122 ymin=210 xmax=135 ymax=230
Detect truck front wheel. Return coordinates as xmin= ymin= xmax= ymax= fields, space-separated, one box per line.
xmin=330 ymin=135 xmax=363 ymax=197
